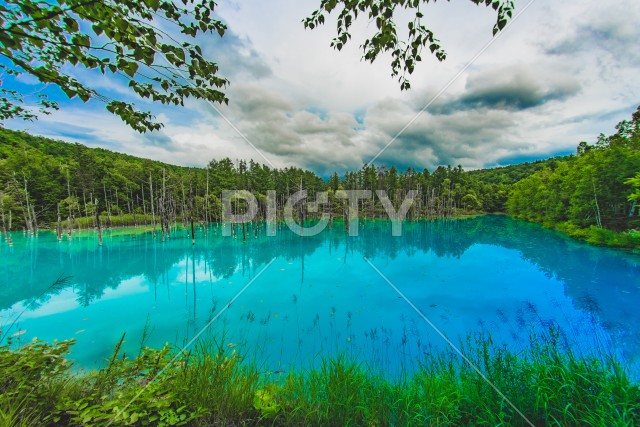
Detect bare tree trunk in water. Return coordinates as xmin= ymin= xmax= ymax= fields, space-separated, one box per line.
xmin=66 ymin=168 xmax=72 ymax=237
xmin=161 ymin=168 xmax=166 ymax=241
xmin=593 ymin=179 xmax=602 ymax=228
xmin=141 ymin=182 xmax=147 ymax=224
xmin=96 ymin=198 xmax=102 ymax=246
xmin=0 ymin=194 xmax=6 ymax=237
xmin=134 ymin=194 xmax=138 ymax=227
xmin=83 ymin=190 xmax=88 ymax=223
xmin=149 ymin=174 xmax=156 ymax=237
xmin=205 ymin=166 xmax=209 ymax=235
xmin=190 ymin=179 xmax=195 ymax=245
xmin=57 ymin=203 xmax=62 ymax=240
xmin=31 ymin=204 xmax=38 ymax=234
xmin=20 ymin=174 xmax=33 ymax=233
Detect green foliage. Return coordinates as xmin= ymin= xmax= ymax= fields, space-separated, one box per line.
xmin=0 ymin=337 xmax=204 ymax=427
xmin=461 ymin=193 xmax=482 ymax=211
xmin=507 ymin=106 xmax=640 ymax=245
xmin=0 ymin=128 xmax=327 ymax=230
xmin=304 ymin=0 xmax=515 ymax=90
xmin=468 ymin=156 xmax=567 ymax=186
xmin=253 ymin=384 xmax=281 ymax=419
xmin=0 ymin=0 xmax=517 ymax=128
xmin=58 ymin=342 xmax=203 ymax=426
xmin=0 ymin=396 xmax=42 ymax=427
xmin=340 ymin=163 xmax=507 ymax=218
xmin=626 ymin=172 xmax=640 ymax=202
xmin=1 ymin=329 xmax=639 ymax=426
xmin=0 ymin=338 xmax=74 ymax=424
xmin=0 ymin=0 xmax=228 ymax=131
xmin=554 ymin=222 xmax=640 ymax=249
xmin=0 ymin=127 xmax=513 ymax=232
xmin=178 ymin=340 xmax=261 ymax=424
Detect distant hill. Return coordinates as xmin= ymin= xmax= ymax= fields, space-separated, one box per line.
xmin=467 ymin=156 xmax=569 ymax=186
xmin=0 ymin=127 xmax=185 ymax=172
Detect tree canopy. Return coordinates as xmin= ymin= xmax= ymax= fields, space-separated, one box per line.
xmin=304 ymin=0 xmax=515 ymax=90
xmin=0 ymin=0 xmax=228 ymax=132
xmin=507 ymin=106 xmax=640 ymax=232
xmin=0 ymin=0 xmax=515 ymax=131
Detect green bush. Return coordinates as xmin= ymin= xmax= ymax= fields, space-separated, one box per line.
xmin=551 ymin=222 xmax=640 ymax=250
xmin=1 ymin=330 xmax=639 ymax=426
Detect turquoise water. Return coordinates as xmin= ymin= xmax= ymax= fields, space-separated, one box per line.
xmin=1 ymin=216 xmax=639 ymax=376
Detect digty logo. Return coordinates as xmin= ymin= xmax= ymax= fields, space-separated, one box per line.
xmin=221 ymin=190 xmax=417 ymax=237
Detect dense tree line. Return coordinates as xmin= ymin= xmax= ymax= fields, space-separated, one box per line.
xmin=507 ymin=107 xmax=640 ymax=235
xmin=333 ymin=163 xmax=506 ymax=219
xmin=1 ymin=108 xmax=638 ymax=244
xmin=0 ymin=129 xmax=326 ymax=237
xmin=0 ymin=128 xmax=511 ymax=236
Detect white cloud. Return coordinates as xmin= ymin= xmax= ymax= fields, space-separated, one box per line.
xmin=6 ymin=0 xmax=640 ymax=175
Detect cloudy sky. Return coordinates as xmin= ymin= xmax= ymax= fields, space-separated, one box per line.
xmin=5 ymin=0 xmax=640 ymax=176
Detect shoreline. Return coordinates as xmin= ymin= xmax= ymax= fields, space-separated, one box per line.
xmin=2 ymin=213 xmax=638 ymax=252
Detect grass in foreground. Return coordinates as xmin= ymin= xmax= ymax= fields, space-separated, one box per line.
xmin=0 ymin=329 xmax=638 ymax=426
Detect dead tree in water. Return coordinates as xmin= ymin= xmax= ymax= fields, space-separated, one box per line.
xmin=114 ymin=188 xmax=120 ymax=223
xmin=103 ymin=183 xmax=112 ymax=228
xmin=297 ymin=176 xmax=304 ymax=225
xmin=340 ymin=191 xmax=349 ymax=234
xmin=294 ymin=176 xmax=306 ymax=236
xmin=189 ymin=178 xmax=195 ymax=245
xmin=31 ymin=204 xmax=38 ymax=234
xmin=127 ymin=187 xmax=134 ymax=225
xmin=204 ymin=166 xmax=210 ymax=235
xmin=14 ymin=173 xmax=34 ymax=234
xmin=95 ymin=198 xmax=102 ymax=246
xmin=66 ymin=167 xmax=73 ymax=237
xmin=141 ymin=181 xmax=147 ymax=224
xmin=0 ymin=194 xmax=6 ymax=237
xmin=134 ymin=194 xmax=139 ymax=226
xmin=56 ymin=203 xmax=62 ymax=240
xmin=593 ymin=178 xmax=602 ymax=228
xmin=161 ymin=168 xmax=167 ymax=241
xmin=149 ymin=174 xmax=157 ymax=237
xmin=181 ymin=179 xmax=187 ymax=228
xmin=82 ymin=190 xmax=88 ymax=223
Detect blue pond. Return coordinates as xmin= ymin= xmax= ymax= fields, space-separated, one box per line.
xmin=1 ymin=216 xmax=639 ymax=377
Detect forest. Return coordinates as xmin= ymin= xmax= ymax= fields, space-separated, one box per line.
xmin=507 ymin=107 xmax=640 ymax=247
xmin=0 ymin=107 xmax=639 ymax=248
xmin=0 ymin=127 xmax=510 ymax=233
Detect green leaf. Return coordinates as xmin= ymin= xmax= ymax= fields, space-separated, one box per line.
xmin=124 ymin=61 xmax=139 ymax=77
xmin=63 ymin=16 xmax=79 ymax=32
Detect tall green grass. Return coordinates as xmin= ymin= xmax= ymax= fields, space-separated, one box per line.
xmin=0 ymin=328 xmax=638 ymax=426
